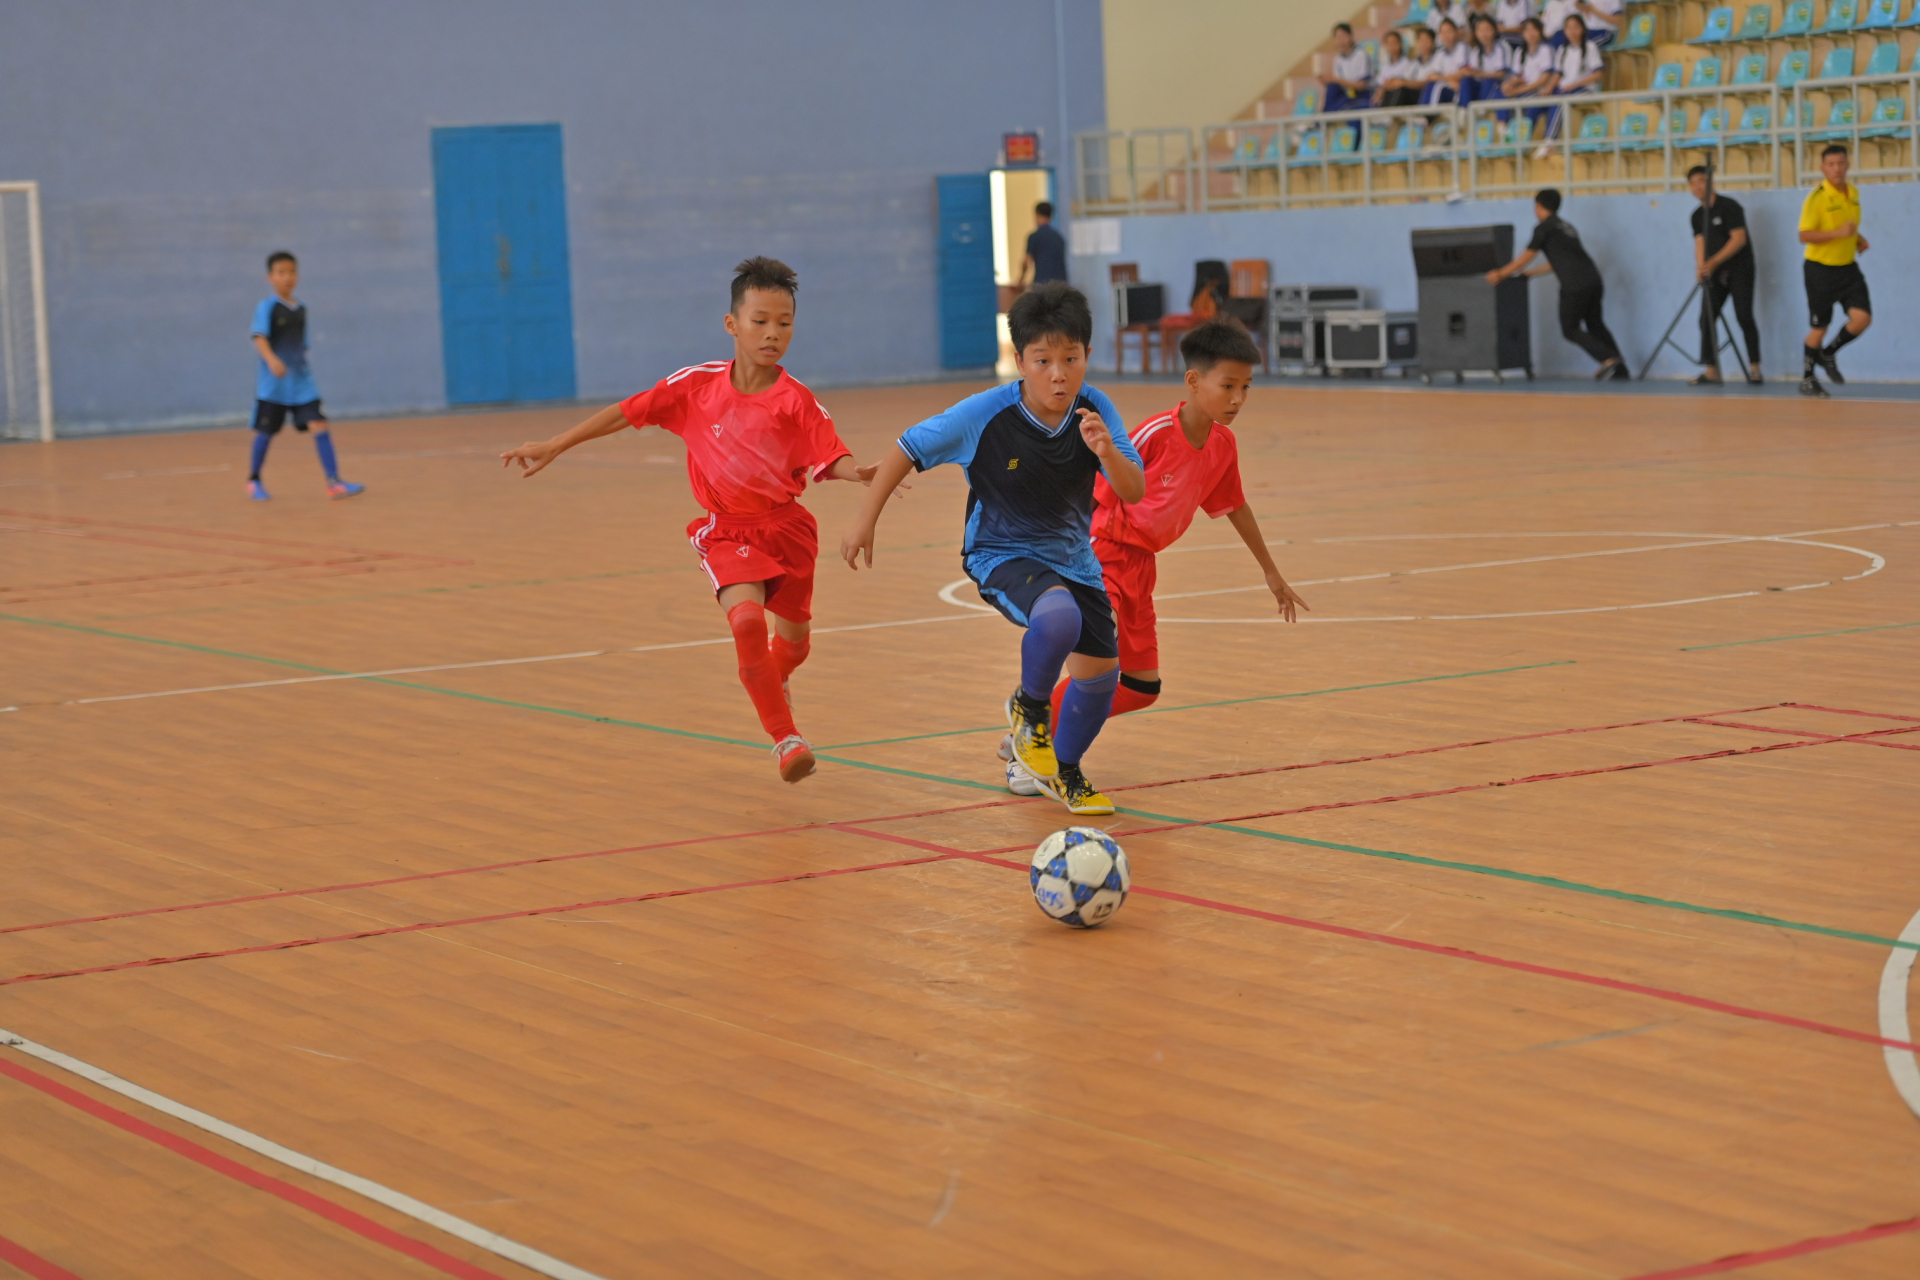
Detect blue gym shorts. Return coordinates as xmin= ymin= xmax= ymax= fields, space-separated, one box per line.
xmin=252 ymin=399 xmax=327 ymax=434
xmin=971 ymin=557 xmax=1119 ymax=660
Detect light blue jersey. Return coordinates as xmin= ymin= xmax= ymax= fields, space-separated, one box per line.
xmin=252 ymin=296 xmax=320 ymax=405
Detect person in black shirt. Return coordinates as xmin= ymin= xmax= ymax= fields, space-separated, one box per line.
xmin=1019 ymin=202 xmax=1069 ymax=286
xmin=1486 ymin=187 xmax=1628 ymax=379
xmin=1687 ymin=166 xmax=1761 ymax=385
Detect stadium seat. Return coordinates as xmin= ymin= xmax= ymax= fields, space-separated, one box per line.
xmin=1334 ymin=123 xmax=1390 ymax=164
xmin=1859 ymin=0 xmax=1900 ymax=24
xmin=1727 ymin=103 xmax=1773 ymax=141
xmin=1688 ymin=107 xmax=1728 ymax=144
xmin=1572 ymin=112 xmax=1614 ymax=150
xmin=1777 ymin=0 xmax=1815 ymax=36
xmin=1688 ymin=56 xmax=1724 ymax=85
xmin=1899 ymin=0 xmax=1920 ymax=26
xmin=1387 ymin=122 xmax=1426 ymax=155
xmin=1689 ymin=5 xmax=1736 ymax=39
xmin=1649 ymin=61 xmax=1684 ymax=89
xmin=1287 ymin=130 xmax=1326 ymax=166
xmin=1628 ymin=105 xmax=1690 ymax=146
xmin=1776 ymin=47 xmax=1812 ymax=84
xmin=1863 ymin=41 xmax=1899 ymax=74
xmin=1814 ymin=46 xmax=1855 ymax=78
xmin=1816 ymin=0 xmax=1860 ymax=32
xmin=1810 ymin=97 xmax=1859 ymax=137
xmin=1731 ymin=3 xmax=1775 ymax=39
xmin=1293 ymin=89 xmax=1321 ymax=116
xmin=1619 ymin=111 xmax=1652 ymax=142
xmin=1731 ymin=53 xmax=1768 ymax=83
xmin=1327 ymin=124 xmax=1361 ymax=161
xmin=1616 ymin=12 xmax=1657 ymax=47
xmin=1861 ymin=95 xmax=1908 ymax=135
xmin=1401 ymin=0 xmax=1435 ymax=27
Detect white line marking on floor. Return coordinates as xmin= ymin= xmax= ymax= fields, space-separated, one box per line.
xmin=0 ymin=1026 xmax=610 ymax=1280
xmin=57 ymin=612 xmax=994 ymax=707
xmin=1879 ymin=908 xmax=1920 ymax=1121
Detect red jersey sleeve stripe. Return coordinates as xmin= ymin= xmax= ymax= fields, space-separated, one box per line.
xmin=663 ymin=361 xmax=729 ymax=386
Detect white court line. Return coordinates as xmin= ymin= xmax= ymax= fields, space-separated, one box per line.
xmin=1879 ymin=907 xmax=1920 ymax=1121
xmin=0 ymin=1026 xmax=609 ymax=1280
xmin=60 ymin=611 xmax=995 ymax=707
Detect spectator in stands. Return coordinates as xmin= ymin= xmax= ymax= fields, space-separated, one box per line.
xmin=1018 ymin=202 xmax=1068 ymax=287
xmin=1322 ymin=23 xmax=1375 ymax=112
xmin=1687 ymin=165 xmax=1762 ymax=385
xmin=1502 ymin=18 xmax=1560 ymax=136
xmin=1485 ymin=187 xmax=1628 ymax=379
xmin=1427 ymin=0 xmax=1468 ymax=31
xmin=1462 ymin=14 xmax=1512 ymax=104
xmin=1494 ymin=0 xmax=1534 ymax=48
xmin=1374 ymin=30 xmax=1424 ymax=106
xmin=1571 ymin=0 xmax=1621 ymax=46
xmin=1409 ymin=25 xmax=1441 ymax=101
xmin=1423 ymin=18 xmax=1471 ymax=104
xmin=1538 ymin=13 xmax=1602 ymax=147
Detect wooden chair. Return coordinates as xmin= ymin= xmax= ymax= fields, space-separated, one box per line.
xmin=1111 ymin=262 xmax=1160 ymax=374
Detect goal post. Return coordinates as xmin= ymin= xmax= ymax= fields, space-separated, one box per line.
xmin=0 ymin=182 xmax=52 ymax=442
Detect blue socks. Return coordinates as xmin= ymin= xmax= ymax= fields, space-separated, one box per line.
xmin=1021 ymin=588 xmax=1081 ymax=702
xmin=1055 ymin=668 xmax=1119 ymax=767
xmin=313 ymin=430 xmax=341 ymax=482
xmin=248 ymin=430 xmax=271 ymax=481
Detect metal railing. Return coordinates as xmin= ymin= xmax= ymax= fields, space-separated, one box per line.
xmin=1075 ymin=72 xmax=1916 ymax=214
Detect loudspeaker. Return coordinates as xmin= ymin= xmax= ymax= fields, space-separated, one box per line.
xmin=1113 ymin=283 xmax=1165 ymax=328
xmin=1411 ymin=226 xmax=1529 ymax=376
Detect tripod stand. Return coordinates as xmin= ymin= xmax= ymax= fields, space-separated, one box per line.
xmin=1637 ymin=278 xmax=1753 ymax=382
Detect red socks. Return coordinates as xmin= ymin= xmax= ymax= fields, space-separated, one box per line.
xmin=727 ymin=602 xmax=797 ymax=742
xmin=769 ymin=632 xmax=810 ymax=681
xmin=1050 ymin=673 xmax=1161 ymax=725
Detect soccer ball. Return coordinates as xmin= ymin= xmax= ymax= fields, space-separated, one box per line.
xmin=1029 ymin=827 xmax=1130 ymax=928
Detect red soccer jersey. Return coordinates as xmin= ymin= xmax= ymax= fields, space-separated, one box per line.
xmin=620 ymin=361 xmax=851 ymax=517
xmin=1092 ymin=404 xmax=1246 ymax=552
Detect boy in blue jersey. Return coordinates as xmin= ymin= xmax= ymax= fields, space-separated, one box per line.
xmin=246 ymin=251 xmax=363 ymax=501
xmin=841 ymin=283 xmax=1145 ymax=815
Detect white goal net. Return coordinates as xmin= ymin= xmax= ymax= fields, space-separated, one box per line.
xmin=0 ymin=183 xmax=52 ymax=441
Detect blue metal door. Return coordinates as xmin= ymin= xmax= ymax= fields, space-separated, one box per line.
xmin=432 ymin=124 xmax=577 ymax=405
xmin=936 ymin=175 xmax=998 ymax=369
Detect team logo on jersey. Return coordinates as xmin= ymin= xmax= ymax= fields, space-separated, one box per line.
xmin=1161 ymin=472 xmax=1176 ymax=486
xmin=1007 ymin=458 xmax=1019 ymax=470
xmin=710 ymin=423 xmax=724 ymax=437
xmin=736 ymin=546 xmax=751 ymax=557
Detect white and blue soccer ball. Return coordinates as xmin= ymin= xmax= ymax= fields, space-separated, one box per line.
xmin=1029 ymin=827 xmax=1130 ymax=928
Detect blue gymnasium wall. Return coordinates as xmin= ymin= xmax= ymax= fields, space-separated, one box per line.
xmin=0 ymin=1 xmax=1105 ymax=433
xmin=1079 ymin=183 xmax=1920 ymax=384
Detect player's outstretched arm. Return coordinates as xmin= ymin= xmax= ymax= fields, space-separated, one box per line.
xmin=500 ymin=403 xmax=630 ymax=478
xmin=1078 ymin=409 xmax=1145 ymax=503
xmin=823 ymin=454 xmax=911 ymax=498
xmin=1226 ymin=504 xmax=1309 ymax=623
xmin=840 ymin=444 xmax=916 ymax=570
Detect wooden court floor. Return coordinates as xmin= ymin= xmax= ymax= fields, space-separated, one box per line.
xmin=2 ymin=382 xmax=1919 ymax=1279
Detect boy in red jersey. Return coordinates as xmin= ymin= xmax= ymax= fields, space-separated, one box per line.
xmin=501 ymin=257 xmax=886 ymax=784
xmin=1002 ymin=321 xmax=1307 ymax=795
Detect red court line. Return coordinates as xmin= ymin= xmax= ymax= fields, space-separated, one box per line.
xmin=1780 ymin=700 xmax=1920 ymax=724
xmin=0 ymin=1233 xmax=84 ymax=1280
xmin=1626 ymin=1214 xmax=1920 ymax=1278
xmin=0 ymin=847 xmax=966 ymax=987
xmin=918 ymin=843 xmax=1920 ymax=1055
xmin=0 ymin=1056 xmax=506 ymax=1280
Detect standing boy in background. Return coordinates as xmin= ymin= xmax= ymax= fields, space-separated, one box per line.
xmin=841 ymin=283 xmax=1145 ymax=816
xmin=1487 ymin=188 xmax=1627 ymax=378
xmin=1798 ymin=144 xmax=1871 ymax=398
xmin=247 ymin=252 xmax=363 ymax=501
xmin=1001 ymin=321 xmax=1307 ymax=797
xmin=502 ymin=257 xmax=888 ymax=784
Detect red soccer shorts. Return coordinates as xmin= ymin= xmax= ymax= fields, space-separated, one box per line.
xmin=1095 ymin=537 xmax=1159 ymax=672
xmin=688 ymin=503 xmax=818 ymax=623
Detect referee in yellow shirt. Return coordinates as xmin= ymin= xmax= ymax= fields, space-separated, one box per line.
xmin=1798 ymin=143 xmax=1871 ymax=398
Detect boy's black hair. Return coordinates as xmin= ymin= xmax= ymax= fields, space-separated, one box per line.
xmin=1334 ymin=21 xmax=1353 ymax=35
xmin=1008 ymin=281 xmax=1092 ymax=352
xmin=266 ymin=251 xmax=296 ymax=271
xmin=1414 ymin=24 xmax=1435 ymax=42
xmin=1180 ymin=320 xmax=1262 ymax=372
xmin=1686 ymin=164 xmax=1710 ymax=180
xmin=1821 ymin=142 xmax=1849 ymax=159
xmin=731 ymin=256 xmax=798 ymax=311
xmin=1535 ymin=187 xmax=1563 ymax=213
xmin=1035 ymin=201 xmax=1054 ymax=219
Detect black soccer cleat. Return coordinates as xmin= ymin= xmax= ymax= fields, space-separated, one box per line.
xmin=1799 ymin=375 xmax=1830 ymax=399
xmin=1815 ymin=346 xmax=1845 ymax=384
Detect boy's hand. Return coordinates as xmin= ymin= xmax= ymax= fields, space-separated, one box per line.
xmin=840 ymin=519 xmax=877 ymax=570
xmin=853 ymin=462 xmax=911 ymax=499
xmin=1077 ymin=408 xmax=1117 ymax=457
xmin=266 ymin=355 xmax=288 ymax=378
xmin=1268 ymin=570 xmax=1309 ymax=623
xmin=500 ymin=441 xmax=561 ymax=478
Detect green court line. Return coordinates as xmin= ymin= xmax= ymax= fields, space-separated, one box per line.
xmin=819 ymin=660 xmax=1576 ymax=750
xmin=1682 ymin=620 xmax=1920 ymax=651
xmin=1110 ymin=803 xmax=1918 ymax=952
xmin=7 ymin=607 xmax=1902 ymax=953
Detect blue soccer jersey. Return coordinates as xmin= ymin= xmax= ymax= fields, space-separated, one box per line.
xmin=897 ymin=381 xmax=1139 ymax=590
xmin=252 ymin=296 xmax=320 ymax=405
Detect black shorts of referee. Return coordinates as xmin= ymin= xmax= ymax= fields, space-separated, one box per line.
xmin=1804 ymin=261 xmax=1871 ymax=331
